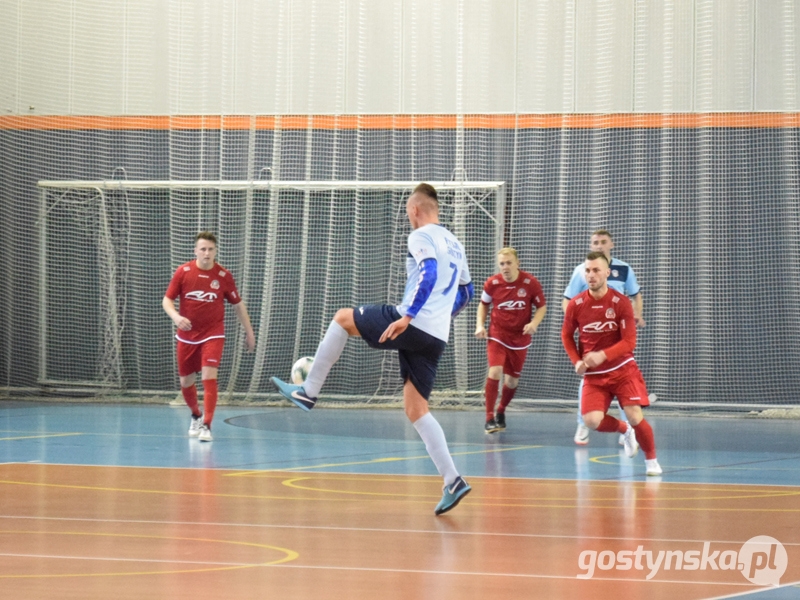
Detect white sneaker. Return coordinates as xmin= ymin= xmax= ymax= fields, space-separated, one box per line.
xmin=188 ymin=415 xmax=203 ymax=437
xmin=198 ymin=424 xmax=213 ymax=442
xmin=574 ymin=423 xmax=590 ymax=445
xmin=618 ymin=434 xmax=625 ymax=446
xmin=622 ymin=426 xmax=639 ymax=458
xmin=645 ymin=458 xmax=662 ymax=476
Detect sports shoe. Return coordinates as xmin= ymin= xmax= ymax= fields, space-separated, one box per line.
xmin=645 ymin=458 xmax=663 ymax=476
xmin=574 ymin=423 xmax=590 ymax=445
xmin=484 ymin=418 xmax=500 ymax=434
xmin=271 ymin=377 xmax=317 ymax=411
xmin=622 ymin=426 xmax=639 ymax=458
xmin=434 ymin=476 xmax=471 ymax=516
xmin=495 ymin=413 xmax=506 ymax=430
xmin=618 ymin=433 xmax=625 ymax=446
xmin=198 ymin=423 xmax=213 ymax=442
xmin=188 ymin=414 xmax=203 ymax=437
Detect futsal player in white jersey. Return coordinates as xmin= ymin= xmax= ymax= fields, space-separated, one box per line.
xmin=562 ymin=230 xmax=646 ymax=446
xmin=272 ymin=183 xmax=475 ymax=515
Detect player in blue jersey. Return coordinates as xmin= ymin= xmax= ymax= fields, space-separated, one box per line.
xmin=271 ymin=183 xmax=475 ymax=515
xmin=562 ymin=230 xmax=647 ymax=446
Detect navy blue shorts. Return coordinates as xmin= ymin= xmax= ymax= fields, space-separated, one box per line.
xmin=353 ymin=304 xmax=446 ymax=400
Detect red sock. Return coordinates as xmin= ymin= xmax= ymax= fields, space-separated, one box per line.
xmin=497 ymin=385 xmax=516 ymax=414
xmin=484 ymin=377 xmax=500 ymax=418
xmin=596 ymin=414 xmax=627 ymax=434
xmin=181 ymin=385 xmax=201 ymax=417
xmin=633 ymin=419 xmax=657 ymax=459
xmin=202 ymin=379 xmax=218 ymax=426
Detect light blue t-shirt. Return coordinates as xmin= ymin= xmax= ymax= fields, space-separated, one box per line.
xmin=397 ymin=223 xmax=471 ymax=343
xmin=563 ymin=256 xmax=640 ymax=299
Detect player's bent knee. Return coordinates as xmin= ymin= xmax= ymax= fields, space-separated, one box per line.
xmin=504 ymin=375 xmax=519 ymax=389
xmin=487 ymin=366 xmax=503 ymax=380
xmin=333 ymin=308 xmax=359 ymax=335
xmin=582 ymin=411 xmax=603 ymax=430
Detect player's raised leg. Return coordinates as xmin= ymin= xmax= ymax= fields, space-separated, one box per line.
xmin=271 ymin=308 xmax=356 ymax=410
xmin=623 ymin=404 xmax=661 ymax=476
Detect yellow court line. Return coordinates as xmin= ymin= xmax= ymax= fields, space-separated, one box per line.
xmin=225 ymin=445 xmax=543 ymax=477
xmin=0 ymin=433 xmax=82 ymax=442
xmin=0 ymin=530 xmax=297 ymax=579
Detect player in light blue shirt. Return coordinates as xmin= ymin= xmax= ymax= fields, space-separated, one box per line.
xmin=562 ymin=230 xmax=647 ymax=446
xmin=272 ymin=183 xmax=474 ymax=515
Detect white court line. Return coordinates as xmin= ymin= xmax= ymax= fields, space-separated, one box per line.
xmin=1 ymin=514 xmax=799 ymax=547
xmin=0 ymin=552 xmax=761 ymax=587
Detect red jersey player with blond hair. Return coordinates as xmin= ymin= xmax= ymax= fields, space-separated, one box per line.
xmin=561 ymin=251 xmax=662 ymax=476
xmin=475 ymin=248 xmax=547 ymax=433
xmin=162 ymin=232 xmax=256 ymax=442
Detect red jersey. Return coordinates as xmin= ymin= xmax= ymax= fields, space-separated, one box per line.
xmin=481 ymin=269 xmax=546 ymax=349
xmin=165 ymin=261 xmax=242 ymax=344
xmin=561 ymin=287 xmax=636 ymax=374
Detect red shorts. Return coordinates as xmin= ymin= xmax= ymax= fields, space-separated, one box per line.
xmin=177 ymin=338 xmax=225 ymax=377
xmin=581 ymin=361 xmax=650 ymax=415
xmin=486 ymin=339 xmax=528 ymax=378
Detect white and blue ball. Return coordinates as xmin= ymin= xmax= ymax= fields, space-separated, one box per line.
xmin=291 ymin=356 xmax=314 ymax=385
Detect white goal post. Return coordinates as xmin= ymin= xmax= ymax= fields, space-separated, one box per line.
xmin=36 ymin=179 xmax=506 ymax=404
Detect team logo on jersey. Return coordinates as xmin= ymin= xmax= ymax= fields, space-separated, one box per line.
xmin=612 ymin=269 xmax=619 ymax=278
xmin=517 ymin=289 xmax=527 ymax=297
xmin=492 ymin=278 xmax=500 ymax=286
xmin=583 ymin=321 xmax=618 ymax=333
xmin=605 ymin=308 xmax=615 ymax=319
xmin=219 ymin=270 xmax=227 ymax=277
xmin=524 ymin=278 xmax=530 ymax=284
xmin=497 ymin=300 xmax=527 ymax=310
xmin=185 ymin=291 xmax=218 ymax=302
xmin=210 ymin=280 xmax=220 ymax=290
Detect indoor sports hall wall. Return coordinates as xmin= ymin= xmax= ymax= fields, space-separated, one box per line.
xmin=1 ymin=1 xmax=799 ymax=407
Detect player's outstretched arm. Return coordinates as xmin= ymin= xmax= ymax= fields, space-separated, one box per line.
xmin=233 ymin=301 xmax=256 ymax=352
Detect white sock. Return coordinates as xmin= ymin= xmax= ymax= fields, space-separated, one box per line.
xmin=303 ymin=321 xmax=349 ymax=397
xmin=413 ymin=412 xmax=459 ymax=486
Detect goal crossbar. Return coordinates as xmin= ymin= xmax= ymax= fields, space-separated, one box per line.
xmin=37 ymin=180 xmax=506 ymax=191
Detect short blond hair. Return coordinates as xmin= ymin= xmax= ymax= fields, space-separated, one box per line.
xmin=497 ymin=247 xmax=518 ymax=260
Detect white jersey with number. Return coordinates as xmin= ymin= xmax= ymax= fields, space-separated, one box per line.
xmin=397 ymin=223 xmax=471 ymax=343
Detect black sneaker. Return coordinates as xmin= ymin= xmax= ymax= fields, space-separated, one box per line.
xmin=495 ymin=413 xmax=506 ymax=430
xmin=484 ymin=418 xmax=500 ymax=434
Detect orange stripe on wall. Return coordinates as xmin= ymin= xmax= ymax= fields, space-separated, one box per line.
xmin=2 ymin=113 xmax=800 ymax=130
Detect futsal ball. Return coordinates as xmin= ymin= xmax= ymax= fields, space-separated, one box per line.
xmin=291 ymin=356 xmax=314 ymax=385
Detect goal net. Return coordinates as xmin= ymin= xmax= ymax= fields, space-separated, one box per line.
xmin=34 ymin=180 xmax=505 ymax=406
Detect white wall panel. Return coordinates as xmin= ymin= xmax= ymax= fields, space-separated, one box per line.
xmin=402 ymin=0 xmax=458 ymax=113
xmin=633 ymin=0 xmax=694 ymax=112
xmin=575 ymin=0 xmax=634 ymax=112
xmin=694 ymin=0 xmax=754 ymax=111
xmin=516 ymin=1 xmax=573 ymax=113
xmin=346 ymin=0 xmax=403 ymax=113
xmin=0 ymin=2 xmax=18 ymax=112
xmin=755 ymin=0 xmax=800 ymax=111
xmin=460 ymin=0 xmax=516 ymax=113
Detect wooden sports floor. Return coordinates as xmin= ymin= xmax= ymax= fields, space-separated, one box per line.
xmin=1 ymin=402 xmax=799 ymax=599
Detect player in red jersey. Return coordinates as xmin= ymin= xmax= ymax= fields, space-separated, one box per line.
xmin=561 ymin=251 xmax=662 ymax=476
xmin=162 ymin=232 xmax=256 ymax=442
xmin=475 ymin=248 xmax=547 ymax=433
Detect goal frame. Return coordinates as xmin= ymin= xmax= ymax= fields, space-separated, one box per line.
xmin=35 ymin=179 xmax=506 ymax=399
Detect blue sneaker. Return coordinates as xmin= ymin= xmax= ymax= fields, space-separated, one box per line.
xmin=434 ymin=476 xmax=471 ymax=516
xmin=271 ymin=377 xmax=317 ymax=411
